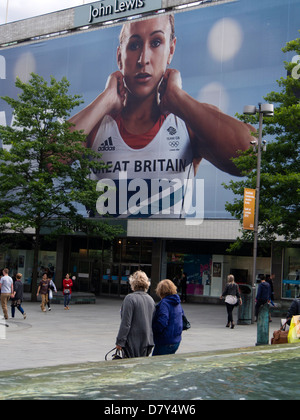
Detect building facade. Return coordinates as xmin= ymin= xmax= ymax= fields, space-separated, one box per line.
xmin=0 ymin=0 xmax=299 ymax=301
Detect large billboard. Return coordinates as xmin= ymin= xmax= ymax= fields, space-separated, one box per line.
xmin=1 ymin=0 xmax=299 ymax=220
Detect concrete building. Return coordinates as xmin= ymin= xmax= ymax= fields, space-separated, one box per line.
xmin=0 ymin=0 xmax=299 ymax=302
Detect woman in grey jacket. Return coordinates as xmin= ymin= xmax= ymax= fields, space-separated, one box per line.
xmin=116 ymin=271 xmax=155 ymax=358
xmin=220 ymin=274 xmax=242 ymax=329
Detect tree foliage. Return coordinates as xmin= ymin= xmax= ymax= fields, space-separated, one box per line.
xmin=224 ymin=35 xmax=300 ymax=246
xmin=0 ymin=73 xmax=123 ymax=299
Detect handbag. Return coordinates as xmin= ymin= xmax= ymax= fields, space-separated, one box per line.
xmin=225 ymin=295 xmax=238 ymax=305
xmin=182 ymin=314 xmax=191 ymax=330
xmin=271 ymin=322 xmax=288 ymax=345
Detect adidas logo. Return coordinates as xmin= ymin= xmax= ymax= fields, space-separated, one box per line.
xmin=98 ymin=137 xmax=115 ymax=152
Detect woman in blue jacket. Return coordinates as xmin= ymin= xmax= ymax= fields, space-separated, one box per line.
xmin=152 ymin=279 xmax=184 ymax=356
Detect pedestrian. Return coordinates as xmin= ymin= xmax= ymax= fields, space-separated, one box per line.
xmin=116 ymin=270 xmax=155 ymax=358
xmin=180 ymin=272 xmax=187 ymax=303
xmin=255 ymin=275 xmax=271 ymax=321
xmin=47 ymin=276 xmax=57 ymax=311
xmin=220 ymin=274 xmax=242 ymax=329
xmin=0 ymin=268 xmax=14 ymax=320
xmin=266 ymin=273 xmax=275 ymax=322
xmin=37 ymin=273 xmax=50 ymax=312
xmin=63 ymin=274 xmax=73 ymax=310
xmin=11 ymin=273 xmax=26 ymax=319
xmin=286 ymin=297 xmax=300 ymax=325
xmin=152 ymin=279 xmax=184 ymax=356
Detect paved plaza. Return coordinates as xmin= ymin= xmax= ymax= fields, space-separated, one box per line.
xmin=0 ymin=295 xmax=281 ymax=372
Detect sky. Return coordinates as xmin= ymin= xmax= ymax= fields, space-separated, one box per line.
xmin=1 ymin=0 xmax=90 ymax=24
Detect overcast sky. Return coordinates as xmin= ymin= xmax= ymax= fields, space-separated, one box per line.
xmin=1 ymin=0 xmax=89 ymax=24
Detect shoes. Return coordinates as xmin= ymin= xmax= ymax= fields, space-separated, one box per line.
xmin=226 ymin=323 xmax=230 ymax=328
xmin=231 ymin=322 xmax=235 ymax=329
xmin=23 ymin=313 xmax=26 ymax=319
xmin=48 ymin=308 xmax=51 ymax=311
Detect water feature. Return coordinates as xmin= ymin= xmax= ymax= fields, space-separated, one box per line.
xmin=1 ymin=343 xmax=299 ymax=400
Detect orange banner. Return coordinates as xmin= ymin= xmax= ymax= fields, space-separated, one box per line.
xmin=243 ymin=188 xmax=256 ymax=230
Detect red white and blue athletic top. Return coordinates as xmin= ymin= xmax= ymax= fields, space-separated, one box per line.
xmin=91 ymin=113 xmax=195 ymax=218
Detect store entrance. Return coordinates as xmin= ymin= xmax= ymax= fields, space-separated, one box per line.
xmin=100 ymin=263 xmax=152 ymax=297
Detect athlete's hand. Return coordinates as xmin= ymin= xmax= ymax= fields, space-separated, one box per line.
xmin=105 ymin=71 xmax=127 ymax=114
xmin=159 ymin=68 xmax=182 ymax=115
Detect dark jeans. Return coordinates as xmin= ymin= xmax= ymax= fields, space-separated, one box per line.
xmin=64 ymin=293 xmax=71 ymax=307
xmin=152 ymin=342 xmax=180 ymax=356
xmin=11 ymin=303 xmax=24 ymax=317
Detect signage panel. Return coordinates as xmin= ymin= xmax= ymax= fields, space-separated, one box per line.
xmin=243 ymin=188 xmax=256 ymax=231
xmin=1 ymin=0 xmax=300 ymax=220
xmin=74 ymin=0 xmax=162 ymax=27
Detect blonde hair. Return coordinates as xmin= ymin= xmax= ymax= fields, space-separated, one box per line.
xmin=119 ymin=14 xmax=175 ymax=46
xmin=155 ymin=279 xmax=177 ymax=299
xmin=129 ymin=270 xmax=150 ymax=292
xmin=227 ymin=274 xmax=235 ymax=283
xmin=16 ymin=273 xmax=22 ymax=280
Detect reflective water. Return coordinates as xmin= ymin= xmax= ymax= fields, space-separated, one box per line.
xmin=1 ymin=344 xmax=299 ymax=400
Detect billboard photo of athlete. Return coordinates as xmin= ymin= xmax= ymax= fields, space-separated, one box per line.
xmin=69 ymin=14 xmax=255 ymax=218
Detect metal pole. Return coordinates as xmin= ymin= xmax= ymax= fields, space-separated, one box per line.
xmin=251 ymin=107 xmax=263 ymax=322
xmin=5 ymin=0 xmax=9 ymax=23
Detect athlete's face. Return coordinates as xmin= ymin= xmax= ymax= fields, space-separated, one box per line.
xmin=118 ymin=16 xmax=176 ymax=99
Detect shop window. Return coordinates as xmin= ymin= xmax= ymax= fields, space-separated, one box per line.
xmin=167 ymin=253 xmax=212 ymax=296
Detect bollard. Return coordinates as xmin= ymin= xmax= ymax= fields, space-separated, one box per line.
xmin=256 ymin=303 xmax=269 ymax=346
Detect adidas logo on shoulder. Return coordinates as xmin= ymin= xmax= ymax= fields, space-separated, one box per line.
xmin=98 ymin=137 xmax=115 ymax=152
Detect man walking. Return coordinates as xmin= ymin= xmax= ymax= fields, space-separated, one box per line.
xmin=0 ymin=268 xmax=14 ymax=319
xmin=255 ymin=276 xmax=271 ymax=321
xmin=37 ymin=273 xmax=50 ymax=312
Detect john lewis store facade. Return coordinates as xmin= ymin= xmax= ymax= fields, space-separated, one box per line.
xmin=0 ymin=0 xmax=299 ymax=301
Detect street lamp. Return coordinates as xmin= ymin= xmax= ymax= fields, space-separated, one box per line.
xmin=243 ymin=103 xmax=274 ymax=327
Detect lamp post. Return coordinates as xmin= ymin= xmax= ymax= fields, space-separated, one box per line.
xmin=243 ymin=103 xmax=274 ymax=332
xmin=5 ymin=0 xmax=9 ymax=23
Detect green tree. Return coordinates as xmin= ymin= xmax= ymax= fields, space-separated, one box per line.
xmin=224 ymin=35 xmax=300 ymax=247
xmin=0 ymin=73 xmax=122 ymax=300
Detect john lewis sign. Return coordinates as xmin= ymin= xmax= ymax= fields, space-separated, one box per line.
xmin=74 ymin=0 xmax=162 ymax=27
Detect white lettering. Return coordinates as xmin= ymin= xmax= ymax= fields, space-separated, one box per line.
xmin=104 ymin=404 xmax=138 ymax=418
xmin=96 ymin=179 xmax=117 ymax=215
xmin=88 ymin=0 xmax=145 ymax=23
xmin=127 ymin=178 xmax=149 ymax=215
xmin=95 ymin=174 xmax=204 ymax=220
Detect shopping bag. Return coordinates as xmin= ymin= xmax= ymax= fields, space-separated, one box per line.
xmin=287 ymin=315 xmax=300 ymax=343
